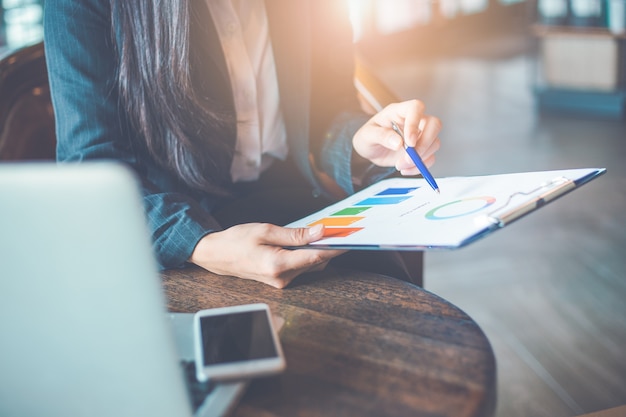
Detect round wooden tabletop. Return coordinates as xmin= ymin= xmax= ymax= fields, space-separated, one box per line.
xmin=162 ymin=266 xmax=496 ymax=417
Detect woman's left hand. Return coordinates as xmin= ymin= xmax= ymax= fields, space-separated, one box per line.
xmin=352 ymin=99 xmax=442 ymax=176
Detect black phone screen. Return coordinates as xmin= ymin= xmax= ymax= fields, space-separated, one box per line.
xmin=199 ymin=310 xmax=278 ymax=366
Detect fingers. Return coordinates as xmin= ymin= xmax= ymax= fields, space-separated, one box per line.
xmin=354 ymin=100 xmax=428 ymax=161
xmin=257 ymin=223 xmax=325 ymax=247
xmin=253 ymin=224 xmax=347 ymax=288
xmin=392 ymin=101 xmax=440 ymax=150
xmin=260 ymin=247 xmax=344 ymax=289
xmin=353 ymin=122 xmax=402 ymax=162
xmin=190 ymin=223 xmax=345 ymax=289
xmin=419 ymin=129 xmax=441 ymax=163
xmin=379 ymin=100 xmax=441 ymax=174
xmin=396 ymin=126 xmax=441 ymax=173
xmin=401 ymin=99 xmax=426 ymax=148
xmin=415 ymin=114 xmax=442 ymax=156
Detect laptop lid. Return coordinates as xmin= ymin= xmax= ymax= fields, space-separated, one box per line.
xmin=0 ymin=162 xmax=193 ymax=417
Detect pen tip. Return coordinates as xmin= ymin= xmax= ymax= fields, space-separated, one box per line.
xmin=435 ymin=188 xmax=440 ymax=194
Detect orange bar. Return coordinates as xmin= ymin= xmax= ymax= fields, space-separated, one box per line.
xmin=308 ymin=216 xmax=363 ymax=227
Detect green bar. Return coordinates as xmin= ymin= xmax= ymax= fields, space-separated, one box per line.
xmin=331 ymin=206 xmax=371 ymax=216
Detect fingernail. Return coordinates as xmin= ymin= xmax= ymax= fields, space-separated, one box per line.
xmin=308 ymin=224 xmax=324 ymax=237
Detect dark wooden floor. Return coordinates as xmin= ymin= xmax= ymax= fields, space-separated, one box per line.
xmin=370 ymin=37 xmax=626 ymax=417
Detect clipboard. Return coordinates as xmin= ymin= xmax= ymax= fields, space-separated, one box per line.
xmin=285 ymin=168 xmax=606 ymax=250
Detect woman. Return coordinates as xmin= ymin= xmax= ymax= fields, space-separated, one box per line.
xmin=44 ymin=0 xmax=442 ymax=288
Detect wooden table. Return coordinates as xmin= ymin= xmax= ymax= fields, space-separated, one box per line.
xmin=162 ymin=266 xmax=497 ymax=417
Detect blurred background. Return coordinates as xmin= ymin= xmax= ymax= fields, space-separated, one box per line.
xmin=0 ymin=0 xmax=42 ymax=54
xmin=1 ymin=0 xmax=624 ymax=416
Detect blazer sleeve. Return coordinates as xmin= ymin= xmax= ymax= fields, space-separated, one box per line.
xmin=44 ymin=0 xmax=222 ymax=270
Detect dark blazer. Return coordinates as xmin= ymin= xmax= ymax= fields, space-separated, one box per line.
xmin=44 ymin=0 xmax=389 ymax=269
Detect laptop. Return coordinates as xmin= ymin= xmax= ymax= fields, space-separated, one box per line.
xmin=0 ymin=162 xmax=246 ymax=417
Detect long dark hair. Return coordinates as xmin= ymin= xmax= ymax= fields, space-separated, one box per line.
xmin=110 ymin=0 xmax=233 ymax=192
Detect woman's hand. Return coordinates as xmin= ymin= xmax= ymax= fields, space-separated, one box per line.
xmin=189 ymin=223 xmax=345 ymax=288
xmin=353 ymin=99 xmax=442 ymax=176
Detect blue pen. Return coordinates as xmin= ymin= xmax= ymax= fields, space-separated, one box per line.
xmin=391 ymin=121 xmax=440 ymax=193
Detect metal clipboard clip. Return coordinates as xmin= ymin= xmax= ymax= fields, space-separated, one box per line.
xmin=481 ymin=176 xmax=576 ymax=227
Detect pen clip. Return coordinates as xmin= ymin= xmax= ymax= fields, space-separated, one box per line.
xmin=391 ymin=121 xmax=409 ymax=148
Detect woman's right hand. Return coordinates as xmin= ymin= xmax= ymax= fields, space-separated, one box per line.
xmin=188 ymin=223 xmax=346 ymax=288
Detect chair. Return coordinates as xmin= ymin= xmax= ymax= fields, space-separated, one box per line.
xmin=0 ymin=41 xmax=423 ymax=285
xmin=355 ymin=56 xmax=399 ymax=115
xmin=0 ymin=42 xmax=55 ymax=160
xmin=354 ymin=56 xmax=424 ymax=286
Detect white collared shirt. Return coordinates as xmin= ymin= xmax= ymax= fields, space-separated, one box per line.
xmin=206 ymin=0 xmax=288 ymax=182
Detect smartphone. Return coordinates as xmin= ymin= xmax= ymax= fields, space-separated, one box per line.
xmin=193 ymin=303 xmax=285 ymax=382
